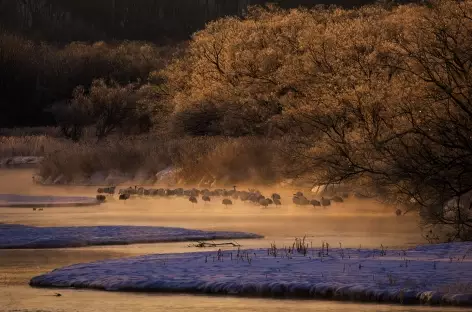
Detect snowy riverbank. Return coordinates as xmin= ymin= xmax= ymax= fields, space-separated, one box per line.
xmin=30 ymin=242 xmax=472 ymax=306
xmin=0 ymin=224 xmax=263 ymax=249
xmin=0 ymin=194 xmax=100 ymax=207
xmin=0 ymin=156 xmax=43 ymax=168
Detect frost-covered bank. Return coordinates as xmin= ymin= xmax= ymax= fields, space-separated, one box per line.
xmin=0 ymin=156 xmax=43 ymax=167
xmin=30 ymin=242 xmax=472 ymax=306
xmin=0 ymin=224 xmax=263 ymax=249
xmin=0 ymin=194 xmax=100 ymax=207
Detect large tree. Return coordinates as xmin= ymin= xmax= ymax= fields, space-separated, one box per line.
xmin=164 ymin=0 xmax=472 ymax=240
xmin=284 ymin=0 xmax=472 ymax=241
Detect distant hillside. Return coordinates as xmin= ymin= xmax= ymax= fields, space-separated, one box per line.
xmin=0 ymin=0 xmax=383 ymax=43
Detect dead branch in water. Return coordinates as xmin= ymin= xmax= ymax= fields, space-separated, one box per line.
xmin=188 ymin=241 xmax=241 ymax=248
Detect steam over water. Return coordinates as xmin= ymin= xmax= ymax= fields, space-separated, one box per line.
xmin=1 ymin=168 xmax=455 ymax=312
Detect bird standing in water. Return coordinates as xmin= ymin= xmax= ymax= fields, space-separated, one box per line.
xmin=189 ymin=196 xmax=198 ymax=207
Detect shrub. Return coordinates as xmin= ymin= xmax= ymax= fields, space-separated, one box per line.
xmin=51 ymin=79 xmax=169 ymax=141
xmin=0 ymin=135 xmax=69 ymax=158
xmin=34 ymin=134 xmax=283 ymax=187
xmin=170 ymin=102 xmax=223 ymax=136
xmin=0 ymin=31 xmax=175 ymax=128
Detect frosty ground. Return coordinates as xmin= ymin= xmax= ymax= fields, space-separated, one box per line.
xmin=0 ymin=193 xmax=100 ymax=207
xmin=0 ymin=224 xmax=262 ymax=249
xmin=29 ymin=240 xmax=472 ymax=307
xmin=0 ymin=156 xmax=43 ymax=167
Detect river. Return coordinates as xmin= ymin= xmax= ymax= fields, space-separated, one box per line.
xmin=0 ymin=169 xmax=464 ymax=311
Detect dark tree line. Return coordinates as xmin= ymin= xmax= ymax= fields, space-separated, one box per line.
xmin=0 ymin=0 xmax=389 ymax=43
xmin=0 ymin=0 xmax=419 ymax=128
xmin=0 ymin=0 xmax=385 ymax=128
xmin=0 ymin=33 xmax=174 ymax=127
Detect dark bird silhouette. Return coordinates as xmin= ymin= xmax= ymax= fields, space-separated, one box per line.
xmin=232 ymin=191 xmax=240 ymax=200
xmin=310 ymin=199 xmax=321 ymax=207
xmin=294 ymin=195 xmax=309 ymax=206
xmin=321 ymin=197 xmax=331 ymax=207
xmin=222 ymin=198 xmax=233 ymax=207
xmin=239 ymin=192 xmax=249 ymax=202
xmin=96 ymin=195 xmax=106 ymax=202
xmin=189 ymin=196 xmax=198 ymax=207
xmin=331 ymin=196 xmax=344 ymax=203
xmin=259 ymin=198 xmax=270 ymax=208
xmin=119 ymin=193 xmax=130 ymax=201
xmin=202 ymin=195 xmax=211 ymax=204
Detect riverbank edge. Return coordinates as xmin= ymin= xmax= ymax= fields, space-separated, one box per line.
xmin=29 ymin=278 xmax=472 ymax=307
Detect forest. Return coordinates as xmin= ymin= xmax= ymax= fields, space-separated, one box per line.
xmin=1 ymin=0 xmax=472 ymax=241
xmin=0 ymin=0 xmax=408 ymax=127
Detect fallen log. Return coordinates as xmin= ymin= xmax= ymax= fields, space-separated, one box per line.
xmin=188 ymin=241 xmax=241 ymax=248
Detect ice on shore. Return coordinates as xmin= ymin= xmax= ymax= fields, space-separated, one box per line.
xmin=0 ymin=224 xmax=263 ymax=249
xmin=0 ymin=193 xmax=101 ymax=207
xmin=29 ymin=241 xmax=472 ymax=306
xmin=0 ymin=156 xmax=43 ymax=167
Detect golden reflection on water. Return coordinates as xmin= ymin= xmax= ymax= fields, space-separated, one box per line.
xmin=1 ymin=169 xmax=452 ymax=312
xmin=1 ymin=286 xmax=466 ymax=312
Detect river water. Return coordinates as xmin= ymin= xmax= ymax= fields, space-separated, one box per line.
xmin=0 ymin=169 xmax=465 ymax=311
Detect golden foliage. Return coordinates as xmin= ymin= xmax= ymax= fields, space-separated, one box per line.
xmin=161 ymin=0 xmax=472 ymax=239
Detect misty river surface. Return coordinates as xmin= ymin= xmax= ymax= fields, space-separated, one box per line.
xmin=0 ymin=169 xmax=465 ymax=312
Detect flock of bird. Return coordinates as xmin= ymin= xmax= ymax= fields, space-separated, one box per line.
xmin=25 ymin=185 xmax=401 ymax=215
xmin=96 ymin=185 xmax=347 ymax=209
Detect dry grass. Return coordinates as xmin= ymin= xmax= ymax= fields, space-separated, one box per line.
xmin=37 ymin=135 xmax=172 ymax=183
xmin=0 ymin=126 xmax=285 ymax=186
xmin=438 ymin=282 xmax=472 ymax=294
xmin=0 ymin=133 xmax=283 ymax=186
xmin=0 ymin=127 xmax=60 ymax=137
xmin=177 ymin=137 xmax=283 ymax=186
xmin=0 ymin=135 xmax=69 ymax=158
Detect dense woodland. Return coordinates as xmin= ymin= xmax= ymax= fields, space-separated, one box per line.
xmin=0 ymin=0 xmax=413 ymax=127
xmin=0 ymin=0 xmax=382 ymax=128
xmin=1 ymin=0 xmax=472 ymax=241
